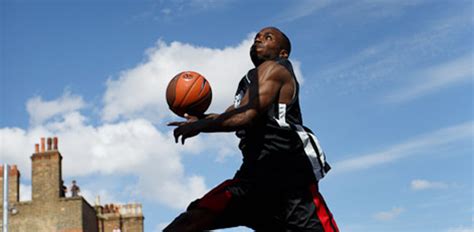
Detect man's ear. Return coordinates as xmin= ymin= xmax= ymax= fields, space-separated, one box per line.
xmin=279 ymin=49 xmax=289 ymax=59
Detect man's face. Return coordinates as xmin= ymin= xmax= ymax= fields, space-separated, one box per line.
xmin=250 ymin=27 xmax=284 ymax=66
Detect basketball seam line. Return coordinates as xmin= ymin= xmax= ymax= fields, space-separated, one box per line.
xmin=178 ymin=75 xmax=200 ymax=110
xmin=187 ymin=90 xmax=211 ymax=111
xmin=197 ymin=78 xmax=207 ymax=97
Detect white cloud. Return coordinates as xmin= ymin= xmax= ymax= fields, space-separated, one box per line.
xmin=134 ymin=0 xmax=234 ymax=22
xmin=313 ymin=10 xmax=471 ymax=96
xmin=101 ymin=38 xmax=254 ymax=122
xmin=189 ymin=0 xmax=233 ymax=9
xmin=101 ymin=35 xmax=304 ymax=124
xmin=209 ymin=133 xmax=240 ymax=163
xmin=332 ymin=0 xmax=427 ymax=19
xmin=161 ymin=8 xmax=171 ymax=15
xmin=1 ymin=92 xmax=209 ymax=210
xmin=373 ymin=207 xmax=404 ymax=221
xmin=0 ymin=127 xmax=45 ymax=175
xmin=81 ymin=187 xmax=122 ymax=206
xmin=277 ymin=0 xmax=331 ymax=22
xmin=19 ymin=183 xmax=31 ymax=201
xmin=385 ymin=55 xmax=473 ymax=103
xmin=333 ymin=121 xmax=473 ymax=173
xmin=410 ymin=179 xmax=448 ymax=191
xmin=277 ymin=0 xmax=427 ymax=23
xmin=26 ymin=90 xmax=85 ymax=126
xmin=446 ymin=225 xmax=474 ymax=232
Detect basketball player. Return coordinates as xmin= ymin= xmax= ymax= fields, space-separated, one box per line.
xmin=166 ymin=27 xmax=339 ymax=232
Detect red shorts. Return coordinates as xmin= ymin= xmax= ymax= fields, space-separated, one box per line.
xmin=188 ymin=178 xmax=339 ymax=232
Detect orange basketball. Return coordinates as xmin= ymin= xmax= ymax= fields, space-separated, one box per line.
xmin=166 ymin=71 xmax=212 ymax=117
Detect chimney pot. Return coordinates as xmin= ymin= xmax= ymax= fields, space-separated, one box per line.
xmin=47 ymin=137 xmax=52 ymax=150
xmin=41 ymin=137 xmax=45 ymax=152
xmin=35 ymin=143 xmax=39 ymax=153
xmin=53 ymin=137 xmax=58 ymax=150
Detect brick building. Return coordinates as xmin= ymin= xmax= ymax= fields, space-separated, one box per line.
xmin=0 ymin=137 xmax=144 ymax=232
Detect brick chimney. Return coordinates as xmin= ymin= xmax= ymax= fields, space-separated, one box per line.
xmin=0 ymin=164 xmax=20 ymax=205
xmin=31 ymin=137 xmax=63 ymax=202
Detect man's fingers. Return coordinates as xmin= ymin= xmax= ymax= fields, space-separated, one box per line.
xmin=171 ymin=124 xmax=196 ymax=145
xmin=184 ymin=113 xmax=198 ymax=122
xmin=181 ymin=135 xmax=186 ymax=145
xmin=173 ymin=128 xmax=179 ymax=143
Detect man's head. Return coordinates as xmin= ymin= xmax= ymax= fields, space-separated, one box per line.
xmin=250 ymin=27 xmax=291 ymax=67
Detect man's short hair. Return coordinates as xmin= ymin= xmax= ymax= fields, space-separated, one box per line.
xmin=280 ymin=32 xmax=291 ymax=56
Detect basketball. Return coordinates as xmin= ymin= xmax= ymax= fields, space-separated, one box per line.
xmin=166 ymin=71 xmax=212 ymax=117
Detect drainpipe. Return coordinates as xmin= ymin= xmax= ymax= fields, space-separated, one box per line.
xmin=3 ymin=164 xmax=9 ymax=232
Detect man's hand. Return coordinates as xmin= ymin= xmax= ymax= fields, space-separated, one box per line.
xmin=168 ymin=113 xmax=199 ymax=126
xmin=168 ymin=113 xmax=202 ymax=144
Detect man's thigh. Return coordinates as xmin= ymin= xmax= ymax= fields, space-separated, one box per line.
xmin=279 ymin=184 xmax=339 ymax=232
xmin=165 ymin=178 xmax=255 ymax=231
xmin=163 ymin=208 xmax=217 ymax=232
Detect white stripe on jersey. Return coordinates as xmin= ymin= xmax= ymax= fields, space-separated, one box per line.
xmin=234 ymin=73 xmax=250 ymax=108
xmin=273 ymin=103 xmax=291 ymax=128
xmin=234 ymin=93 xmax=243 ymax=108
xmin=308 ymin=132 xmax=327 ymax=173
xmin=294 ymin=124 xmax=329 ymax=181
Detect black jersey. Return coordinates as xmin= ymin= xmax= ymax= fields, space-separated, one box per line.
xmin=233 ymin=59 xmax=331 ymax=184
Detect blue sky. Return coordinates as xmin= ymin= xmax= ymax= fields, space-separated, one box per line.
xmin=1 ymin=0 xmax=472 ymax=231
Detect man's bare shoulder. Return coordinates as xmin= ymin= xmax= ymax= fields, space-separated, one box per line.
xmin=257 ymin=60 xmax=292 ymax=82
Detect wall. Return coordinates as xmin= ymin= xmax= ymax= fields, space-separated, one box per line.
xmin=0 ymin=197 xmax=98 ymax=232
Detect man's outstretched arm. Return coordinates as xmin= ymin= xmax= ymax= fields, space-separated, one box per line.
xmin=168 ymin=61 xmax=290 ymax=144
